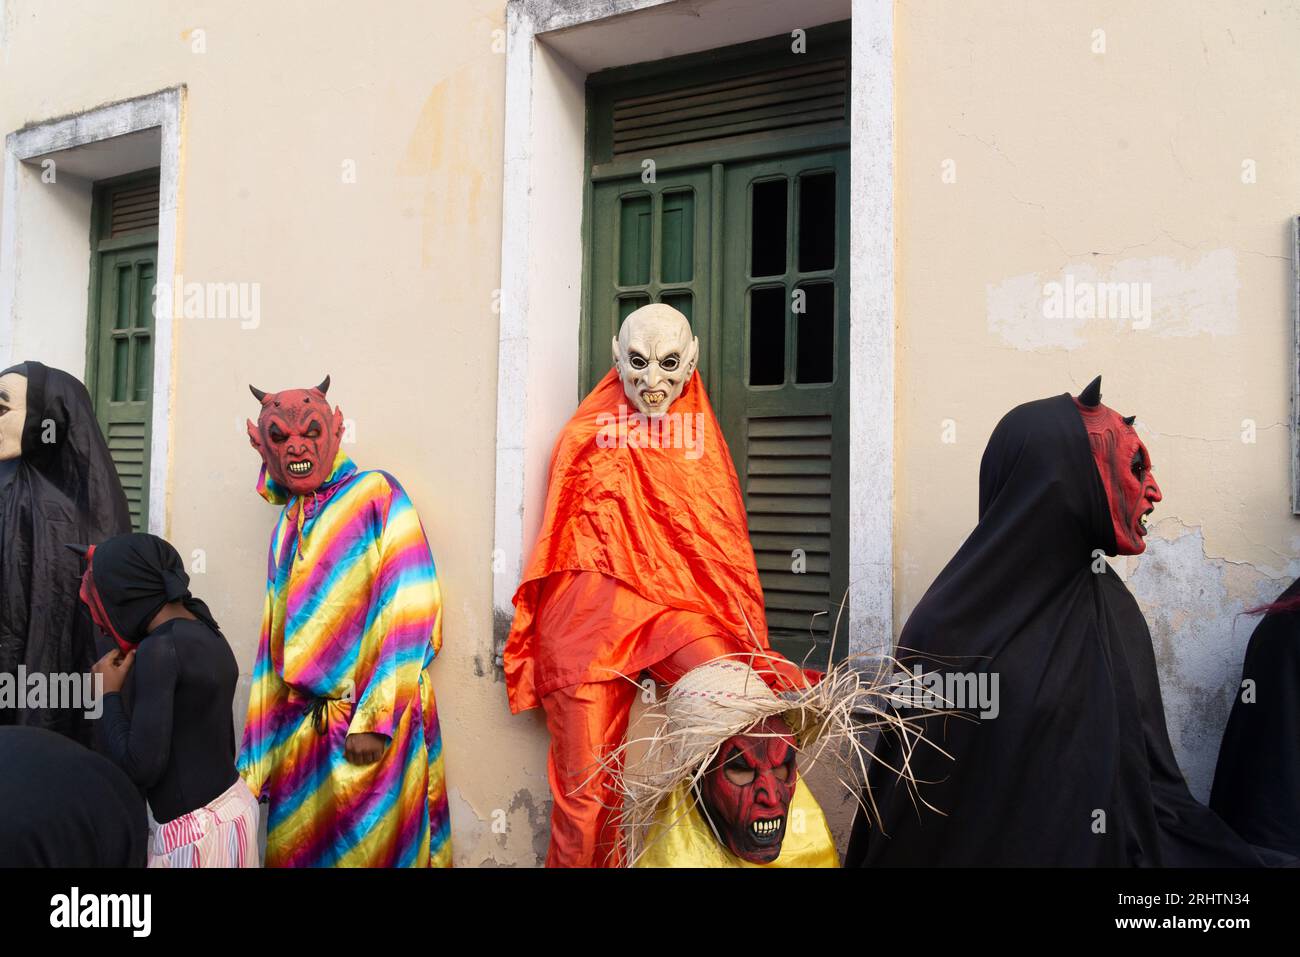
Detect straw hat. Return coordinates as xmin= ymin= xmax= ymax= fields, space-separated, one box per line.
xmin=596 ymin=650 xmax=935 ymax=866
xmin=659 ymin=658 xmax=806 ymax=772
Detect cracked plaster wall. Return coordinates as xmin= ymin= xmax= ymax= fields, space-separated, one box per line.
xmin=895 ymin=0 xmax=1300 ymax=800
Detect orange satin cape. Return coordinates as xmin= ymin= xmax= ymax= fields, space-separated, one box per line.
xmin=504 ymin=369 xmax=771 ymax=713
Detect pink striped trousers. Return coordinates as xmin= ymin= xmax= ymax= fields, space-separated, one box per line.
xmin=148 ymin=778 xmax=261 ymax=868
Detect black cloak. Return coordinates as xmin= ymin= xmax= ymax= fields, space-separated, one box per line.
xmin=0 ymin=726 xmax=147 ymax=867
xmin=846 ymin=391 xmax=1261 ymax=866
xmin=1210 ymin=578 xmax=1300 ymax=858
xmin=0 ymin=361 xmax=132 ymax=745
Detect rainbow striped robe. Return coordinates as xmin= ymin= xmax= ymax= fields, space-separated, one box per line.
xmin=237 ymin=454 xmax=451 ymax=867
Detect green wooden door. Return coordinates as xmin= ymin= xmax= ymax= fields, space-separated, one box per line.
xmin=583 ymin=25 xmax=851 ymax=668
xmin=87 ymin=173 xmax=160 ymax=531
xmin=717 ymin=152 xmax=850 ymax=666
xmin=585 ymin=168 xmax=713 ymax=391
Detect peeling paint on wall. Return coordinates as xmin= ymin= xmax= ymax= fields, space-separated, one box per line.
xmin=986 ymin=250 xmax=1240 ymax=351
xmin=1112 ymin=520 xmax=1297 ymax=802
xmin=446 ymin=783 xmax=550 ymax=867
xmin=506 ymin=786 xmax=550 ymax=864
xmin=399 ymin=68 xmax=498 ymax=269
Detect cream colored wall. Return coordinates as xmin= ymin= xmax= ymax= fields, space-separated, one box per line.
xmin=0 ymin=0 xmax=551 ymax=865
xmin=4 ymin=0 xmax=1293 ymax=863
xmin=895 ymin=0 xmax=1300 ymax=797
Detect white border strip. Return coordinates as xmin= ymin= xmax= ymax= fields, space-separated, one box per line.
xmin=491 ymin=0 xmax=680 ymax=660
xmin=848 ymin=0 xmax=895 ymax=653
xmin=492 ymin=0 xmax=895 ymax=659
xmin=491 ymin=1 xmax=538 ymax=647
xmin=1292 ymin=214 xmax=1299 ymax=514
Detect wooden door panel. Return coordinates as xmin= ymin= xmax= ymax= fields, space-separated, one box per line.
xmin=586 ymin=168 xmax=713 ymax=393
xmin=720 ymin=151 xmax=850 ymax=666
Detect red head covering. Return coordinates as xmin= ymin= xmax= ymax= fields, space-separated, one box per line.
xmin=77 ymin=545 xmax=131 ymax=655
xmin=76 ymin=534 xmax=219 ymax=655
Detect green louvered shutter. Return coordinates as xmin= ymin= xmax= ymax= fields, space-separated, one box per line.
xmin=585 ymin=169 xmax=712 ymax=390
xmin=583 ymin=24 xmax=851 ymax=668
xmin=719 ymin=155 xmax=850 ymax=665
xmin=86 ymin=172 xmax=160 ymax=531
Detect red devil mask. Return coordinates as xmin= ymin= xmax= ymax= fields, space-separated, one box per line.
xmin=698 ymin=715 xmax=798 ymax=864
xmin=1074 ymin=376 xmax=1162 ymax=555
xmin=246 ymin=376 xmax=344 ymax=497
xmin=76 ymin=545 xmax=132 ymax=655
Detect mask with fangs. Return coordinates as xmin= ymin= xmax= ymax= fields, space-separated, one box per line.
xmin=1074 ymin=375 xmax=1163 ymax=555
xmin=612 ymin=303 xmax=700 ymax=418
xmin=697 ymin=715 xmax=798 ymax=864
xmin=246 ymin=375 xmax=344 ymax=497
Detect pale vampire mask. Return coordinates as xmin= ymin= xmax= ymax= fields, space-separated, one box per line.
xmin=612 ymin=303 xmax=699 ymax=417
xmin=0 ymin=370 xmax=28 ymax=462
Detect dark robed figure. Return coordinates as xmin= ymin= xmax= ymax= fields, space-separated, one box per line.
xmin=1211 ymin=579 xmax=1300 ymax=861
xmin=0 ymin=361 xmax=132 ymax=744
xmin=847 ymin=379 xmax=1261 ymax=866
xmin=78 ymin=533 xmax=257 ymax=867
xmin=0 ymin=726 xmax=147 ymax=867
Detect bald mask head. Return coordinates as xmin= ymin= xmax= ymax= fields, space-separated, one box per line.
xmin=612 ymin=303 xmax=699 ymax=417
xmin=0 ymin=370 xmax=28 ymax=462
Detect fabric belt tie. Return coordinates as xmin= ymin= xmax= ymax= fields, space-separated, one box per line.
xmin=306 ymin=696 xmax=336 ymax=736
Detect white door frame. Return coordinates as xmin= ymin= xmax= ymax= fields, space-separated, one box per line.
xmin=491 ymin=0 xmax=894 ymax=658
xmin=0 ymin=87 xmax=185 ymax=536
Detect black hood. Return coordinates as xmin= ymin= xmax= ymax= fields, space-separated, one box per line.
xmin=846 ymin=391 xmax=1261 ymax=866
xmin=915 ymin=393 xmax=1116 ymax=671
xmin=81 ymin=533 xmax=220 ymax=645
xmin=0 ymin=361 xmax=133 ymax=745
xmin=1 ymin=360 xmax=130 ymax=513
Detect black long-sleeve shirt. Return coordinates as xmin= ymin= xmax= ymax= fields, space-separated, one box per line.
xmin=97 ymin=618 xmax=240 ymax=824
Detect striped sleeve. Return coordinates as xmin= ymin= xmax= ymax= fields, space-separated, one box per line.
xmin=347 ymin=475 xmax=441 ymax=740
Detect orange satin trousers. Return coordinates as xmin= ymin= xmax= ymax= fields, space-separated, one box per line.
xmin=540 ymin=634 xmax=743 ymax=868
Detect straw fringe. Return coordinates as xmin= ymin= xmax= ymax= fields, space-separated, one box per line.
xmin=587 ymin=648 xmax=949 ymax=867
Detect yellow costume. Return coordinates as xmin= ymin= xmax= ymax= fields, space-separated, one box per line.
xmin=636 ymin=779 xmax=839 ymax=868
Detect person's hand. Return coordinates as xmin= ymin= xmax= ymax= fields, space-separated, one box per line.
xmin=344 ymin=732 xmax=387 ymax=765
xmin=92 ymin=648 xmax=134 ymax=694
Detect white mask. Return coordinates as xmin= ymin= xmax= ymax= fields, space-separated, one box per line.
xmin=0 ymin=371 xmax=27 ymax=462
xmin=612 ymin=304 xmax=699 ymax=417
